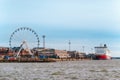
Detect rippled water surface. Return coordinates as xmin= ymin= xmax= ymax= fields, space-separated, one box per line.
xmin=0 ymin=60 xmax=120 ymax=80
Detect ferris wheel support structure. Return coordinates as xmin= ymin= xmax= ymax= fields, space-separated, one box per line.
xmin=16 ymin=41 xmax=33 ymax=58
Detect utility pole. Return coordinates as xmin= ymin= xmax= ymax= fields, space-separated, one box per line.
xmin=69 ymin=40 xmax=71 ymax=51
xmin=42 ymin=35 xmax=45 ymax=49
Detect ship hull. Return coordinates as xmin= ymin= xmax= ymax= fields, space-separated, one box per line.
xmin=96 ymin=54 xmax=111 ymax=60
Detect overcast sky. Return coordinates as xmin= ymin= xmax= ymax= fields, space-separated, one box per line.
xmin=0 ymin=0 xmax=120 ymax=57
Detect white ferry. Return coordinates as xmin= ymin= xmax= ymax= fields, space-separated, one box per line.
xmin=95 ymin=44 xmax=111 ymax=60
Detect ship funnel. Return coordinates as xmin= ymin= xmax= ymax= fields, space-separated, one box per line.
xmin=104 ymin=44 xmax=107 ymax=48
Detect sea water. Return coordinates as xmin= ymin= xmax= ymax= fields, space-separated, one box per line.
xmin=0 ymin=60 xmax=120 ymax=80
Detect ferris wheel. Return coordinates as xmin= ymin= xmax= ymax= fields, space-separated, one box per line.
xmin=9 ymin=27 xmax=40 ymax=49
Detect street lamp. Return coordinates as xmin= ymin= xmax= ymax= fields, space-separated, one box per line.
xmin=42 ymin=35 xmax=45 ymax=49
xmin=82 ymin=46 xmax=84 ymax=52
xmin=69 ymin=40 xmax=71 ymax=51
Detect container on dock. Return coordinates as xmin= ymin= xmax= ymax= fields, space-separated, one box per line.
xmin=9 ymin=57 xmax=16 ymax=61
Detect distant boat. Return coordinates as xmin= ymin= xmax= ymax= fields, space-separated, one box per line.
xmin=94 ymin=44 xmax=111 ymax=60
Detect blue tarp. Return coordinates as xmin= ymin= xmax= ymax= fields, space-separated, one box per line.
xmin=4 ymin=56 xmax=9 ymax=60
xmin=39 ymin=55 xmax=48 ymax=59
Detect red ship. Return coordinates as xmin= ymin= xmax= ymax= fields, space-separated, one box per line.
xmin=95 ymin=44 xmax=111 ymax=60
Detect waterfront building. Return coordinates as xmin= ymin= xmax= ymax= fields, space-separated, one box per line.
xmin=33 ymin=47 xmax=69 ymax=58
xmin=67 ymin=51 xmax=86 ymax=59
